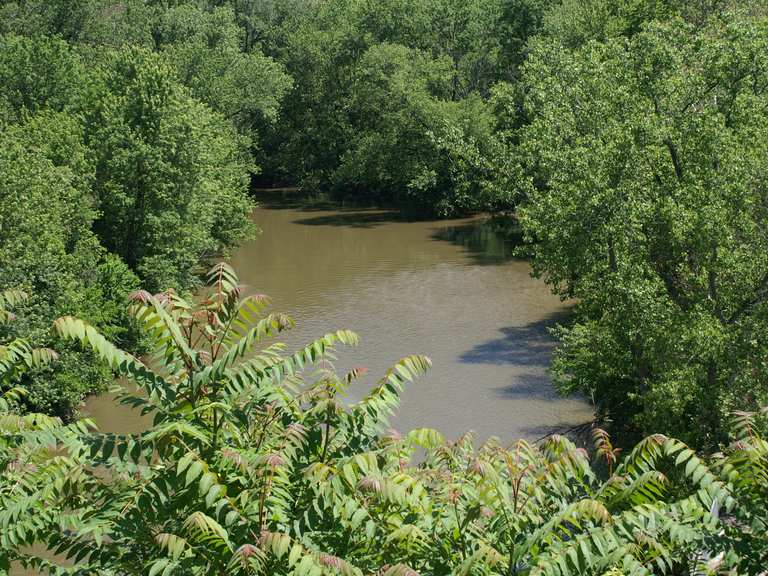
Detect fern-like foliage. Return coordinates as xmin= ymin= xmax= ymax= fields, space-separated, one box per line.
xmin=1 ymin=266 xmax=766 ymax=575
xmin=0 ymin=288 xmax=87 ymax=576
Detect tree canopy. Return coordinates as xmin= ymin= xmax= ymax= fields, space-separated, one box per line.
xmin=3 ymin=0 xmax=768 ymax=570
xmin=87 ymin=46 xmax=255 ymax=291
xmin=1 ymin=0 xmax=768 ymax=497
xmin=0 ymin=29 xmax=270 ymax=415
xmin=518 ymin=8 xmax=768 ymax=446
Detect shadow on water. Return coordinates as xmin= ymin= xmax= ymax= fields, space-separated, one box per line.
xmin=254 ymin=190 xmax=530 ymax=260
xmin=253 ymin=188 xmax=338 ymax=211
xmin=460 ymin=311 xmax=570 ymax=367
xmin=494 ymin=373 xmax=558 ymax=399
xmin=254 ymin=188 xmax=410 ymax=228
xmin=254 ymin=188 xmax=400 ymax=214
xmin=461 ymin=311 xmax=583 ymax=417
xmin=292 ymin=211 xmax=403 ymax=228
xmin=430 ymin=215 xmax=526 ymax=265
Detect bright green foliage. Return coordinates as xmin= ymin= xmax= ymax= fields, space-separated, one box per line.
xmin=156 ymin=4 xmax=292 ymax=149
xmin=0 ymin=2 xmax=292 ymax=162
xmin=0 ymin=22 xmax=275 ymax=295
xmin=0 ymin=34 xmax=86 ymax=121
xmin=0 ymin=30 xmax=260 ymax=416
xmin=86 ymin=47 xmax=255 ymax=291
xmin=519 ymin=10 xmax=768 ymax=446
xmin=331 ymin=42 xmax=501 ymax=215
xmin=540 ymin=0 xmax=768 ymax=48
xmin=708 ymin=407 xmax=768 ymax=572
xmin=0 ymin=110 xmax=140 ymax=416
xmin=0 ymin=290 xmax=59 ymax=413
xmin=0 ymin=0 xmax=156 ymax=46
xmin=0 ymin=0 xmax=542 ymax=216
xmin=0 ymin=289 xmax=100 ymax=576
xmin=1 ymin=265 xmax=766 ymax=574
xmin=259 ymin=0 xmax=543 ymax=214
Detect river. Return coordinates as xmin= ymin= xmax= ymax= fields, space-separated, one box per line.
xmin=84 ymin=191 xmax=592 ymax=441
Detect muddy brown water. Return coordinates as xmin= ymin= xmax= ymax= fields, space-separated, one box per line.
xmin=84 ymin=191 xmax=592 ymax=441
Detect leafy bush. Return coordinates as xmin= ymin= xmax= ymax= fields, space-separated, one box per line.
xmin=1 ymin=265 xmax=766 ymax=574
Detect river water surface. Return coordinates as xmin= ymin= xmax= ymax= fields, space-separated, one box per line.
xmin=86 ymin=191 xmax=591 ymax=441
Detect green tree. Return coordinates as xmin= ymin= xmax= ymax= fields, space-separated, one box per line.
xmin=0 ymin=111 xmax=139 ymax=417
xmin=157 ymin=4 xmax=292 ymax=151
xmin=229 ymin=0 xmax=313 ymax=54
xmin=0 ymin=34 xmax=87 ymax=120
xmin=86 ymin=47 xmax=255 ymax=291
xmin=260 ymin=0 xmax=525 ymax=214
xmin=0 ymin=0 xmax=155 ymax=45
xmin=539 ymin=0 xmax=752 ymax=48
xmin=519 ymin=12 xmax=768 ymax=445
xmin=0 ymin=31 xmax=266 ymax=417
xmin=333 ymin=42 xmax=500 ymax=215
xmin=0 ymin=290 xmax=60 ymax=416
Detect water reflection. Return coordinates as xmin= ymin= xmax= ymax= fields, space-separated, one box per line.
xmin=430 ymin=215 xmax=525 ymax=265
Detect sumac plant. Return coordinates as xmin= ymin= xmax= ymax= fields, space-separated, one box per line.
xmin=1 ymin=264 xmax=766 ymax=575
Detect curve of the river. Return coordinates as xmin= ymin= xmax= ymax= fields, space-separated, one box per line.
xmin=85 ymin=191 xmax=592 ymax=442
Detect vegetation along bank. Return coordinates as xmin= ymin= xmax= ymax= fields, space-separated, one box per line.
xmin=2 ymin=0 xmax=768 ymax=573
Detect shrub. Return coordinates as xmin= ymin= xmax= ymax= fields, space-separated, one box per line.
xmin=1 ymin=265 xmax=766 ymax=574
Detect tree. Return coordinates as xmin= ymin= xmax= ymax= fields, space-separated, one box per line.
xmin=519 ymin=11 xmax=768 ymax=446
xmin=86 ymin=47 xmax=255 ymax=291
xmin=0 ymin=111 xmax=139 ymax=417
xmin=0 ymin=34 xmax=86 ymax=120
xmin=539 ymin=0 xmax=750 ymax=48
xmin=259 ymin=0 xmax=521 ymax=214
xmin=157 ymin=4 xmax=292 ymax=152
xmin=0 ymin=32 xmax=263 ymax=416
xmin=0 ymin=0 xmax=156 ymax=45
xmin=332 ymin=42 xmax=500 ymax=215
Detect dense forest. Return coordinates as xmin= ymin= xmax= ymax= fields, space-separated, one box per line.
xmin=2 ymin=0 xmax=768 ymax=573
